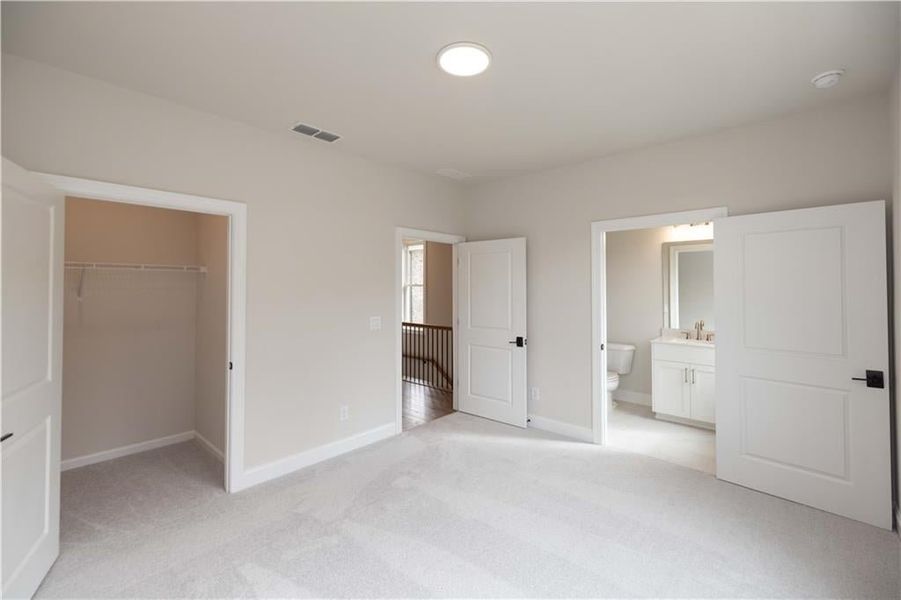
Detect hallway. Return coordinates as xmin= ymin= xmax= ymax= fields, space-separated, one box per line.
xmin=402 ymin=381 xmax=453 ymax=431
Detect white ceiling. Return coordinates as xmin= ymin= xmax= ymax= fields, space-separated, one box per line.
xmin=3 ymin=2 xmax=898 ymax=181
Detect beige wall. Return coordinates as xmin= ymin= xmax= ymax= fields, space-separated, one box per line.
xmin=466 ymin=93 xmax=892 ymax=428
xmin=425 ymin=241 xmax=453 ymax=327
xmin=62 ymin=198 xmax=199 ymax=459
xmin=606 ymin=227 xmax=667 ymax=397
xmin=606 ymin=227 xmax=668 ymax=397
xmin=2 ymin=55 xmax=466 ymax=468
xmin=63 ymin=198 xmax=229 ymax=462
xmin=66 ymin=197 xmax=199 ymax=265
xmin=194 ymin=214 xmax=229 ymax=455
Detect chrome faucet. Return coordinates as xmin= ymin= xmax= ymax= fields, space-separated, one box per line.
xmin=694 ymin=320 xmax=705 ymax=340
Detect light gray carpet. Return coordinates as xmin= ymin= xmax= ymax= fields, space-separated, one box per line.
xmin=38 ymin=413 xmax=899 ymax=598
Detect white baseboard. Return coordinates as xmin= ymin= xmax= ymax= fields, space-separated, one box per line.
xmin=527 ymin=415 xmax=593 ymax=442
xmin=895 ymin=506 xmax=900 ymax=537
xmin=61 ymin=430 xmax=195 ymax=471
xmin=193 ymin=430 xmax=225 ymax=463
xmin=654 ymin=412 xmax=716 ymax=431
xmin=613 ymin=390 xmax=651 ymax=407
xmin=236 ymin=423 xmax=396 ymax=491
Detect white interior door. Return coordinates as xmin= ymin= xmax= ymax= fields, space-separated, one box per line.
xmin=2 ymin=159 xmax=64 ymax=597
xmin=456 ymin=238 xmax=527 ymax=427
xmin=715 ymin=201 xmax=891 ymax=529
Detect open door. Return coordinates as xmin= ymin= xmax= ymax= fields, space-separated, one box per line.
xmin=456 ymin=238 xmax=527 ymax=427
xmin=715 ymin=201 xmax=891 ymax=529
xmin=2 ymin=159 xmax=64 ymax=597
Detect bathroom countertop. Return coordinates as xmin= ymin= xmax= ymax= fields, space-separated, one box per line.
xmin=650 ymin=336 xmax=715 ymax=347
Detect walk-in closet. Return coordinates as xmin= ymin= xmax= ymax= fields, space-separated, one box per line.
xmin=62 ymin=197 xmax=228 ymax=486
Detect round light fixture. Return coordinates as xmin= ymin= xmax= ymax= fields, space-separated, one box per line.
xmin=811 ymin=69 xmax=844 ymax=89
xmin=437 ymin=42 xmax=491 ymax=77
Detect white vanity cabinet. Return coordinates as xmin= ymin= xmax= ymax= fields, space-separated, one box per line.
xmin=651 ymin=339 xmax=715 ymax=425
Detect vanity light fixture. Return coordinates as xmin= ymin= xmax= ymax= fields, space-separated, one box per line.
xmin=437 ymin=42 xmax=491 ymax=77
xmin=672 ymin=221 xmax=711 ymax=228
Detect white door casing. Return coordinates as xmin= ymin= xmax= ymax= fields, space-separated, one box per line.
xmin=1 ymin=159 xmax=64 ymax=597
xmin=457 ymin=238 xmax=527 ymax=427
xmin=715 ymin=200 xmax=891 ymax=529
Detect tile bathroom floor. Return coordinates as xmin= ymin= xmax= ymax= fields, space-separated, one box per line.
xmin=607 ymin=401 xmax=716 ymax=475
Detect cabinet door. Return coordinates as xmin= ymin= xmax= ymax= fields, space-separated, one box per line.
xmin=690 ymin=364 xmax=716 ymax=423
xmin=652 ymin=360 xmax=690 ymax=418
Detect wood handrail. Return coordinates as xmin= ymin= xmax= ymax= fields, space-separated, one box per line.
xmin=402 ymin=322 xmax=453 ymax=331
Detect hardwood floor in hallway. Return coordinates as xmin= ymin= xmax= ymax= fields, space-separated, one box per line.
xmin=402 ymin=381 xmax=453 ymax=430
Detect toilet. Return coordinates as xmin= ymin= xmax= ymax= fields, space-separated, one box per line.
xmin=606 ymin=342 xmax=635 ymax=406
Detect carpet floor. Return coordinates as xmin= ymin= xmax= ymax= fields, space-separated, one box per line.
xmin=37 ymin=413 xmax=899 ymax=598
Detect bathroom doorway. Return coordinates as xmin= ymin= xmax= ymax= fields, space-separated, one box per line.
xmin=591 ymin=208 xmax=726 ymax=474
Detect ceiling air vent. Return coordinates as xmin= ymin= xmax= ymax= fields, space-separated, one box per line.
xmin=313 ymin=130 xmax=341 ymax=143
xmin=291 ymin=122 xmax=341 ymax=143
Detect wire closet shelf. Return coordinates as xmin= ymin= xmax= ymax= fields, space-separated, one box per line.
xmin=64 ymin=261 xmax=207 ymax=273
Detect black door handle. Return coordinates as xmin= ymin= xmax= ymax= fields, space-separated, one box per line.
xmin=1 ymin=433 xmax=13 ymax=443
xmin=508 ymin=336 xmax=526 ymax=347
xmin=851 ymin=370 xmax=884 ymax=389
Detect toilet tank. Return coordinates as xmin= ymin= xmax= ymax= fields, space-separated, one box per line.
xmin=607 ymin=342 xmax=635 ymax=375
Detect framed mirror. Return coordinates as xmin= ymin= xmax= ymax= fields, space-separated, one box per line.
xmin=662 ymin=240 xmax=714 ymax=330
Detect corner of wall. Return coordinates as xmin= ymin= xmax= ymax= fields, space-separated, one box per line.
xmin=889 ymin=12 xmax=901 ymax=527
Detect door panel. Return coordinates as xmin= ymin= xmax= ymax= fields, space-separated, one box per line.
xmin=457 ymin=239 xmax=527 ymax=427
xmin=740 ymin=377 xmax=847 ymax=478
xmin=690 ymin=365 xmax=715 ymax=424
xmin=469 ymin=251 xmax=512 ymax=330
xmin=715 ymin=201 xmax=891 ymax=529
xmin=652 ymin=360 xmax=689 ymax=418
xmin=1 ymin=158 xmax=64 ymax=598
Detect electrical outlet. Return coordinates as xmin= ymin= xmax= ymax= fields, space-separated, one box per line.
xmin=369 ymin=316 xmax=382 ymax=331
xmin=340 ymin=405 xmax=349 ymax=421
xmin=530 ymin=387 xmax=540 ymax=402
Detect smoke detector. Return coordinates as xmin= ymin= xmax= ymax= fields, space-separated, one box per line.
xmin=291 ymin=122 xmax=341 ymax=142
xmin=811 ymin=70 xmax=844 ymax=89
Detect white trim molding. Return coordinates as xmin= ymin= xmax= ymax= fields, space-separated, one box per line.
xmin=61 ymin=431 xmax=195 ymax=471
xmin=194 ymin=431 xmax=225 ymax=463
xmin=527 ymin=415 xmax=593 ymax=443
xmin=591 ymin=207 xmax=727 ymax=446
xmin=612 ymin=390 xmax=652 ymax=407
xmin=394 ymin=227 xmax=466 ymax=435
xmin=237 ymin=423 xmax=396 ymax=490
xmin=38 ymin=172 xmax=248 ymax=492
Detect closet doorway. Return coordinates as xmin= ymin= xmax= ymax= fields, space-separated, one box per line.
xmin=41 ymin=173 xmax=248 ymax=493
xmin=63 ymin=197 xmax=229 ymax=486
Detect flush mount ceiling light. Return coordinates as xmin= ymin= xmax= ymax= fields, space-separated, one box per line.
xmin=437 ymin=42 xmax=491 ymax=77
xmin=811 ymin=69 xmax=845 ymax=89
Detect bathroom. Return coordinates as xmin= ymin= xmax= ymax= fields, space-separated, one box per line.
xmin=604 ymin=221 xmax=715 ymax=474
